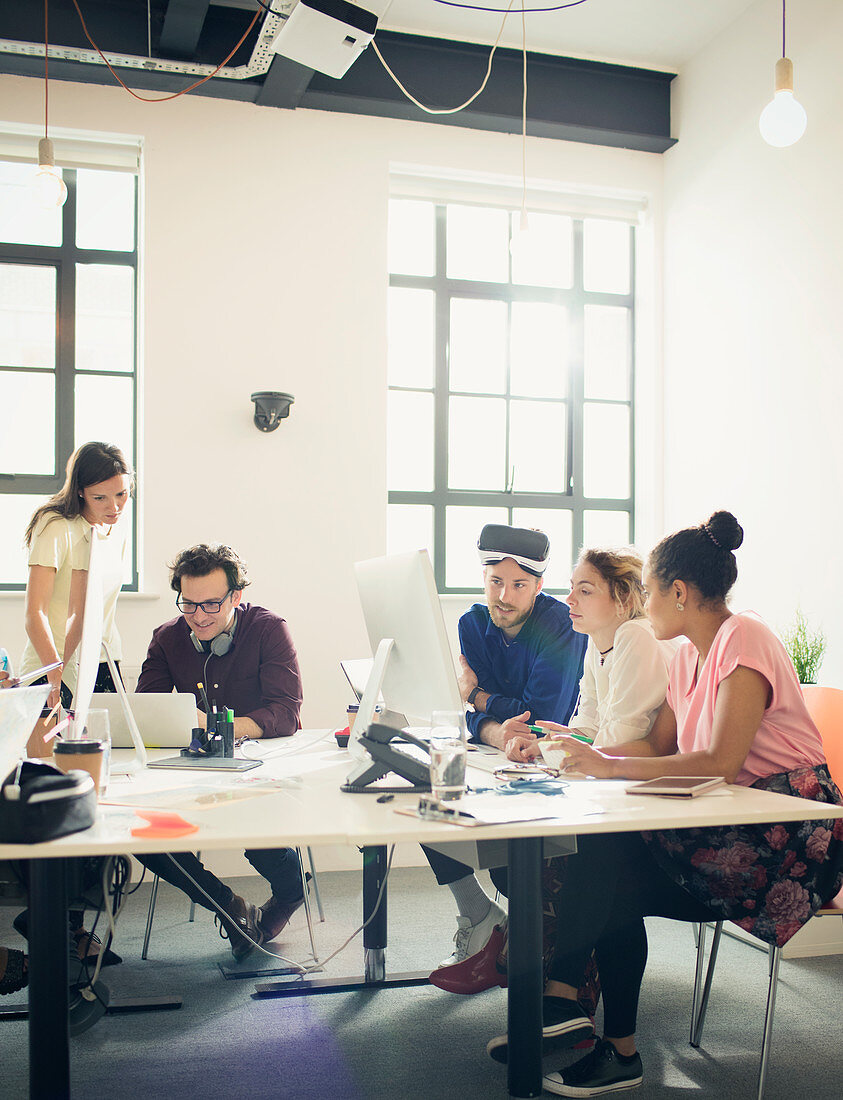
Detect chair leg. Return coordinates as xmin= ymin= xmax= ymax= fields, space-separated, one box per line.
xmin=297 ymin=847 xmax=319 ymax=962
xmin=141 ymin=874 xmax=160 ymax=961
xmin=690 ymin=921 xmax=722 ymax=1047
xmin=756 ymin=946 xmax=781 ymax=1100
xmin=306 ymin=847 xmax=325 ymax=922
xmin=188 ymin=852 xmax=200 ymax=922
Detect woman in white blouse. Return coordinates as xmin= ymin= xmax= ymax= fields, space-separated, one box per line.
xmin=507 ymin=547 xmax=673 ymax=761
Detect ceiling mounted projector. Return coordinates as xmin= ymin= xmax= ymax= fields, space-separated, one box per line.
xmin=271 ymin=0 xmax=378 ymax=80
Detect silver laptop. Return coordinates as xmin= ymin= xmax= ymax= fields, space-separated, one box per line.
xmin=92 ymin=692 xmax=197 ymax=749
xmin=0 ymin=685 xmax=51 ymax=778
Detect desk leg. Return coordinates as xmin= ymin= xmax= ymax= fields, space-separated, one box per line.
xmin=29 ymin=857 xmax=70 ymax=1099
xmin=507 ymin=836 xmax=543 ymax=1099
xmin=363 ymin=845 xmax=387 ymax=982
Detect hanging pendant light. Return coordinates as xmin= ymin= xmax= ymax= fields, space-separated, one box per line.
xmin=32 ymin=0 xmax=68 ymax=209
xmin=759 ymin=0 xmax=807 ymax=148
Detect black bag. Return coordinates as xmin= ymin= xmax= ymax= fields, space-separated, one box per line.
xmin=0 ymin=761 xmax=97 ymax=844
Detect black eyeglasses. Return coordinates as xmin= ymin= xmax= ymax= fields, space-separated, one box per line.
xmin=176 ymin=591 xmax=232 ymax=615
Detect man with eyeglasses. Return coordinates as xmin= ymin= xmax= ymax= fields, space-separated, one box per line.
xmin=135 ymin=543 xmax=305 ymax=961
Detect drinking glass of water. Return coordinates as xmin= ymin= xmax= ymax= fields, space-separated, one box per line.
xmin=429 ymin=710 xmax=468 ymax=801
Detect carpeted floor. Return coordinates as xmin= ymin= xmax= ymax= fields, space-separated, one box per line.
xmin=2 ymin=864 xmax=841 ymax=1098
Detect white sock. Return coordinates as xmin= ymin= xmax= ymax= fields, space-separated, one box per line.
xmin=448 ymin=874 xmax=492 ymax=927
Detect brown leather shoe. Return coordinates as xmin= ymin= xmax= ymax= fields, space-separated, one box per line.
xmin=257 ymin=893 xmax=306 ymax=942
xmin=216 ymin=894 xmax=263 ymax=962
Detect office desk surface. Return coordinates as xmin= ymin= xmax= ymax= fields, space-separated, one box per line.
xmin=3 ymin=729 xmax=842 ymax=860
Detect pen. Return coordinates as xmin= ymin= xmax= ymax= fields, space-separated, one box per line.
xmin=527 ymin=724 xmax=544 ymax=735
xmin=569 ymin=733 xmax=594 ymax=745
xmin=197 ymin=681 xmax=211 ymax=713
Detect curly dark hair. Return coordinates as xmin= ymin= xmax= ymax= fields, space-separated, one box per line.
xmin=647 ymin=511 xmax=744 ymax=604
xmin=169 ymin=544 xmax=251 ymax=594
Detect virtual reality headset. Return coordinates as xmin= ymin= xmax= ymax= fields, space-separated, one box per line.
xmin=477 ymin=524 xmax=550 ymax=577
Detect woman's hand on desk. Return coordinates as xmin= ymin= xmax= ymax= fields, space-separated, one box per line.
xmin=535 ymin=723 xmax=617 ymax=778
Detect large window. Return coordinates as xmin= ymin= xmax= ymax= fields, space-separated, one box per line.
xmin=0 ymin=159 xmax=139 ymax=590
xmin=387 ymin=198 xmax=635 ymax=593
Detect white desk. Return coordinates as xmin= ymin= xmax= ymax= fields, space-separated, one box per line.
xmin=4 ymin=732 xmax=843 ymax=1099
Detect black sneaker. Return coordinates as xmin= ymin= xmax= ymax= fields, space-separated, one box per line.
xmin=486 ymin=996 xmax=594 ymax=1064
xmin=543 ymin=1038 xmax=643 ymax=1096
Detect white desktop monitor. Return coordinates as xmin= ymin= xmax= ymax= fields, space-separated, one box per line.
xmin=350 ymin=549 xmax=463 ymax=758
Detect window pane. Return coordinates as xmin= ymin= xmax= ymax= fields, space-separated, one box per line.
xmin=445 ymin=505 xmax=508 ymax=589
xmin=388 ymin=200 xmax=435 ymax=277
xmin=388 ymin=391 xmax=434 ymax=491
xmin=446 ymin=205 xmax=509 ymax=283
xmin=75 ymin=374 xmax=135 ymax=467
xmin=119 ymin=499 xmax=135 ymax=585
xmin=387 ymin=504 xmax=433 ymax=558
xmin=0 ymin=163 xmax=62 ymax=246
xmin=509 ymin=401 xmax=567 ymax=493
xmin=388 ymin=287 xmax=434 ymax=388
xmin=0 ymin=494 xmax=42 ymax=585
xmin=76 ymin=264 xmax=135 ymax=373
xmin=0 ymin=264 xmax=56 ymax=368
xmin=449 ymin=298 xmax=506 ymax=394
xmin=510 ymin=302 xmax=568 ymax=399
xmin=582 ymin=510 xmax=631 ymax=551
xmin=583 ymin=219 xmax=630 ymax=294
xmin=512 ymin=507 xmax=573 ymax=591
xmin=448 ymin=396 xmax=506 ymax=490
xmin=584 ymin=305 xmax=630 ymax=401
xmin=75 ymin=169 xmax=135 ymax=252
xmin=583 ymin=404 xmax=630 ymax=499
xmin=510 ymin=212 xmax=573 ymax=289
xmin=0 ymin=371 xmax=55 ymax=475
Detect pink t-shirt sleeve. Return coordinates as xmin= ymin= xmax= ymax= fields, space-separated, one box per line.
xmin=670 ymin=614 xmax=825 ymax=785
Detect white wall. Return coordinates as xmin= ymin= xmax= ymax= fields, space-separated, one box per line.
xmin=663 ymin=0 xmax=843 ymax=681
xmin=0 ymin=72 xmax=664 ymax=726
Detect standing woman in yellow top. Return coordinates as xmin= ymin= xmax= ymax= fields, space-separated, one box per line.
xmin=20 ymin=441 xmax=134 ymax=710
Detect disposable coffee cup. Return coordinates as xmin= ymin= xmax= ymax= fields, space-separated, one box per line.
xmin=53 ymin=739 xmax=106 ymax=797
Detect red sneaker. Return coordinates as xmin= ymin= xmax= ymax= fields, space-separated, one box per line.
xmin=429 ymin=923 xmax=508 ymax=994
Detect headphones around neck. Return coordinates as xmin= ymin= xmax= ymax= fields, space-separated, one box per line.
xmin=189 ymin=606 xmax=238 ymax=656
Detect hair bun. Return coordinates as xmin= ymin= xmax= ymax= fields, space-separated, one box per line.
xmin=704 ymin=511 xmax=743 ymax=552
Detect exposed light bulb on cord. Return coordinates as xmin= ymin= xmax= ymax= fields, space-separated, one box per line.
xmin=31 ymin=0 xmax=68 ymax=210
xmin=759 ymin=1 xmax=807 ymax=148
xmin=34 ymin=136 xmax=68 ymax=209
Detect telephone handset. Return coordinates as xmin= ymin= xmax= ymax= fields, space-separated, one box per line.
xmin=341 ymin=721 xmax=432 ymax=794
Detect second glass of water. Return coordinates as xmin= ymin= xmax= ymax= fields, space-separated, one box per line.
xmin=429 ymin=709 xmax=468 ymax=801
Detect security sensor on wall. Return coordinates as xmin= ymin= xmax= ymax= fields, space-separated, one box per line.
xmin=251 ymin=392 xmax=295 ymax=432
xmin=270 ymin=0 xmax=378 ymax=79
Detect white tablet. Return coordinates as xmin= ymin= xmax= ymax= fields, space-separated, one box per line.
xmin=626 ymin=776 xmax=726 ymax=798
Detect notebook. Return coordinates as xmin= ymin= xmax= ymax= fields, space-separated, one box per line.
xmin=91 ymin=692 xmax=198 ymax=749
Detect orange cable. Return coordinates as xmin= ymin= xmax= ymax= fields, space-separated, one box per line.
xmin=69 ymin=0 xmax=261 ymax=103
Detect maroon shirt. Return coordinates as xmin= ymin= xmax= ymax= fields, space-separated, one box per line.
xmin=136 ymin=602 xmax=302 ymax=738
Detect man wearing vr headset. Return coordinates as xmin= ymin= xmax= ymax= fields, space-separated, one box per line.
xmin=135 ymin=543 xmax=306 ymax=961
xmin=426 ymin=523 xmax=587 ymax=974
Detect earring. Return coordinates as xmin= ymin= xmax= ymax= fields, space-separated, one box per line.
xmin=676 ymin=601 xmax=684 ymax=612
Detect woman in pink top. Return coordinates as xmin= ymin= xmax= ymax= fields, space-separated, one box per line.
xmin=488 ymin=511 xmax=843 ymax=1098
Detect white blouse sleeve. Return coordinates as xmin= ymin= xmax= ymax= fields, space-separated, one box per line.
xmin=595 ymin=621 xmax=670 ymax=748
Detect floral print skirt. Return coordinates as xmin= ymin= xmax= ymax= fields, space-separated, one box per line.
xmin=640 ymin=764 xmax=843 ymax=947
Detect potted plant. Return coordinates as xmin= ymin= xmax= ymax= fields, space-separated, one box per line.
xmin=782 ymin=609 xmax=827 ymax=685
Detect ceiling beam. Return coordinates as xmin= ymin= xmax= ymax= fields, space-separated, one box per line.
xmin=256 ymin=55 xmax=315 ymax=110
xmin=159 ymin=0 xmax=211 ymax=59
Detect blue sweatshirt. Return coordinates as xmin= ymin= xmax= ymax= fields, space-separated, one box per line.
xmin=459 ymin=592 xmax=587 ymax=741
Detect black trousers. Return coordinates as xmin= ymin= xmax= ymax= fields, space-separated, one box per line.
xmin=547 ymin=831 xmax=716 ymax=1037
xmin=422 ymin=845 xmax=509 ymax=897
xmin=139 ymin=847 xmax=303 ymax=911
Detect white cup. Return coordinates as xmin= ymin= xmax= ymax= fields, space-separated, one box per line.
xmin=538 ymin=738 xmax=571 ymax=772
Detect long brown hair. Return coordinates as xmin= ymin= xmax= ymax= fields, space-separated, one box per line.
xmin=24 ymin=442 xmax=134 ymax=547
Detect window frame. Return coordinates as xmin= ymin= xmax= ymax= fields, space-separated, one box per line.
xmin=387 ymin=200 xmax=636 ymax=595
xmin=0 ymin=166 xmax=140 ymax=591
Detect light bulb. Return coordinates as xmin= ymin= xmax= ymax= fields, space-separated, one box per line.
xmin=760 ymin=57 xmax=807 ymax=148
xmin=31 ymin=137 xmax=68 ymax=209
xmin=32 ymin=164 xmax=68 ymax=208
xmin=509 ymin=209 xmax=532 ymax=257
